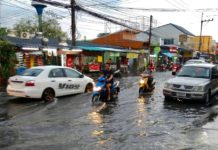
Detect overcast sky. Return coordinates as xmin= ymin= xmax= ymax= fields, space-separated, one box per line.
xmin=1 ymin=0 xmax=218 ymax=41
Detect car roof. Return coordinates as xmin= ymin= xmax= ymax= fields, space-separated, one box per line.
xmin=184 ymin=63 xmax=215 ymax=68
xmin=186 ymin=59 xmax=205 ymax=62
xmin=29 ymin=65 xmax=71 ymax=70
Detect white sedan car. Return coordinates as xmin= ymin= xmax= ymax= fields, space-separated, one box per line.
xmin=7 ymin=66 xmax=94 ymax=101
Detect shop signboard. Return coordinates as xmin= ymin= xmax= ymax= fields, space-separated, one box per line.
xmin=127 ymin=53 xmax=138 ymax=58
xmin=66 ymin=54 xmax=73 ymax=68
xmin=88 ymin=63 xmax=100 ymax=72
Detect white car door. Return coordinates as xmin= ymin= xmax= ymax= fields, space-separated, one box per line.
xmin=63 ymin=68 xmax=86 ymax=94
xmin=48 ymin=68 xmax=68 ymax=96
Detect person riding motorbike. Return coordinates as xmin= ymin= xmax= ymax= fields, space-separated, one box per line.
xmin=101 ymin=63 xmax=114 ymax=101
xmin=147 ymin=59 xmax=156 ymax=72
xmin=140 ymin=70 xmax=154 ymax=91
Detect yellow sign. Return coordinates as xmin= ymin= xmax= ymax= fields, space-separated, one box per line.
xmin=97 ymin=56 xmax=102 ymax=62
xmin=127 ymin=53 xmax=138 ymax=58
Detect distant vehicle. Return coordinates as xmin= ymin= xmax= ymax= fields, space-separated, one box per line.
xmin=7 ymin=66 xmax=94 ymax=102
xmin=163 ymin=63 xmax=218 ymax=105
xmin=172 ymin=62 xmax=182 ymax=75
xmin=184 ymin=59 xmax=206 ymax=65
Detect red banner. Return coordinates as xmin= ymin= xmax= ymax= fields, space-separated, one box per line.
xmin=88 ymin=64 xmax=100 ymax=72
xmin=66 ymin=55 xmax=73 ymax=68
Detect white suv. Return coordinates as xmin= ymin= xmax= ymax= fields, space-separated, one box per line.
xmin=163 ymin=63 xmax=218 ymax=104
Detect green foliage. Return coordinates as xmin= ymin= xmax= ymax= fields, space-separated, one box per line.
xmin=0 ymin=40 xmax=17 ymax=81
xmin=13 ymin=19 xmax=37 ymax=37
xmin=13 ymin=16 xmax=67 ymax=39
xmin=0 ymin=28 xmax=7 ymax=36
xmin=41 ymin=18 xmax=67 ymax=38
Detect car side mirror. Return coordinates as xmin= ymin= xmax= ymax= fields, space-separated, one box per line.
xmin=212 ymin=74 xmax=218 ymax=79
xmin=79 ymin=74 xmax=84 ymax=78
xmin=172 ymin=72 xmax=176 ymax=76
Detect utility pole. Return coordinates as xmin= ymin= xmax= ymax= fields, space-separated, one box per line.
xmin=148 ymin=15 xmax=153 ymax=51
xmin=71 ymin=0 xmax=76 ymax=46
xmin=147 ymin=15 xmax=153 ymax=63
xmin=198 ymin=12 xmax=213 ymax=52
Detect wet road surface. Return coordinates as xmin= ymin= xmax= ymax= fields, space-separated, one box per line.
xmin=1 ymin=71 xmax=218 ymax=150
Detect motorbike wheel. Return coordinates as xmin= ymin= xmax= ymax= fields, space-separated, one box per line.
xmin=92 ymin=95 xmax=100 ymax=104
xmin=139 ymin=87 xmax=144 ymax=94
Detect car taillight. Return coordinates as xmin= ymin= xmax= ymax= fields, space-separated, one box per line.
xmin=25 ymin=80 xmax=35 ymax=86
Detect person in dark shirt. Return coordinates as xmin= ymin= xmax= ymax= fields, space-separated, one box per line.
xmin=101 ymin=63 xmax=114 ymax=100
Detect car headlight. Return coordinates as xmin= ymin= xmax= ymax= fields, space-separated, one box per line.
xmin=164 ymin=83 xmax=173 ymax=89
xmin=192 ymin=86 xmax=204 ymax=92
xmin=93 ymin=86 xmax=102 ymax=91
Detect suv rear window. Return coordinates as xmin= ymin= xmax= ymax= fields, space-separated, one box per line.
xmin=20 ymin=69 xmax=43 ymax=77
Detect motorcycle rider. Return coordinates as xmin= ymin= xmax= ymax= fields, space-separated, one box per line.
xmin=101 ymin=63 xmax=114 ymax=101
xmin=147 ymin=59 xmax=155 ymax=72
xmin=141 ymin=70 xmax=154 ymax=91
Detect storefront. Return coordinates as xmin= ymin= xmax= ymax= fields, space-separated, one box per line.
xmin=78 ymin=46 xmax=140 ymax=73
xmin=16 ymin=47 xmax=44 ymax=68
xmin=57 ymin=48 xmax=83 ymax=70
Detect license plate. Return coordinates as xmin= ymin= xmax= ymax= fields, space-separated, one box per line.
xmin=177 ymin=93 xmax=186 ymax=97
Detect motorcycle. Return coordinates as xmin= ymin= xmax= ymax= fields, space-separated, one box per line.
xmin=139 ymin=72 xmax=155 ymax=96
xmin=147 ymin=65 xmax=156 ymax=73
xmin=92 ymin=70 xmax=120 ymax=103
xmin=172 ymin=63 xmax=182 ymax=75
xmin=158 ymin=64 xmax=167 ymax=72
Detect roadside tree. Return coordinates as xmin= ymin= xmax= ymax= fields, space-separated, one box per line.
xmin=0 ymin=40 xmax=17 ymax=86
xmin=13 ymin=16 xmax=67 ymax=39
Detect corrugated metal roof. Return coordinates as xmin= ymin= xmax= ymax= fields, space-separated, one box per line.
xmin=0 ymin=36 xmax=140 ymax=53
xmin=170 ymin=23 xmax=194 ymax=36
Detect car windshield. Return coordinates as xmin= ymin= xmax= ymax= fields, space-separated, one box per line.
xmin=177 ymin=66 xmax=210 ymax=79
xmin=185 ymin=60 xmax=203 ymax=64
xmin=20 ymin=69 xmax=43 ymax=77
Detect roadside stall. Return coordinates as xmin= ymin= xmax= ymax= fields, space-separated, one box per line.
xmin=57 ymin=48 xmax=83 ymax=70
xmin=16 ymin=46 xmax=43 ymax=68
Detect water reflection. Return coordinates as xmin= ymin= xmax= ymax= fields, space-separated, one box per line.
xmin=88 ymin=103 xmax=106 ymax=125
xmin=136 ymin=96 xmax=150 ymax=138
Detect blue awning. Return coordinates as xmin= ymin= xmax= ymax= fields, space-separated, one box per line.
xmin=162 ymin=52 xmax=173 ymax=58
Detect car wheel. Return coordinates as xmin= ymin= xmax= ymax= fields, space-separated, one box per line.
xmin=139 ymin=87 xmax=144 ymax=94
xmin=42 ymin=88 xmax=55 ymax=102
xmin=205 ymin=90 xmax=211 ymax=106
xmin=85 ymin=83 xmax=93 ymax=93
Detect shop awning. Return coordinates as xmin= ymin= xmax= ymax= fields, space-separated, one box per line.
xmin=162 ymin=52 xmax=173 ymax=58
xmin=77 ymin=46 xmax=140 ymax=53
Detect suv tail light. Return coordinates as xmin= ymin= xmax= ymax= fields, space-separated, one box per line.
xmin=25 ymin=80 xmax=35 ymax=86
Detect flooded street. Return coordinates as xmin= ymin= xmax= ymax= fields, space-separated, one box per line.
xmin=1 ymin=71 xmax=218 ymax=150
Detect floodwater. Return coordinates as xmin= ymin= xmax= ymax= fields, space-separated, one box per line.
xmin=1 ymin=71 xmax=218 ymax=150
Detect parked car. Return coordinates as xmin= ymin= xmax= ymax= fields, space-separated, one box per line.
xmin=7 ymin=66 xmax=94 ymax=101
xmin=163 ymin=63 xmax=218 ymax=104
